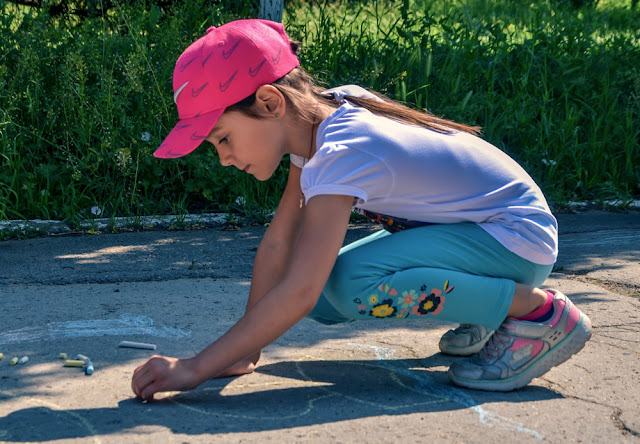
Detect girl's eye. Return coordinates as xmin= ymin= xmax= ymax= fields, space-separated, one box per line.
xmin=219 ymin=136 xmax=228 ymax=144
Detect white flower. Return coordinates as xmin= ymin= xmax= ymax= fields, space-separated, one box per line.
xmin=235 ymin=196 xmax=247 ymax=207
xmin=90 ymin=206 xmax=103 ymax=216
xmin=542 ymin=159 xmax=557 ymax=166
xmin=141 ymin=132 xmax=151 ymax=142
xmin=41 ymin=190 xmax=50 ymax=197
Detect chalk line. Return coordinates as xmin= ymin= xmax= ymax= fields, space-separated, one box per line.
xmin=348 ymin=342 xmax=544 ymax=440
xmin=169 ymin=355 xmax=442 ymax=420
xmin=0 ymin=314 xmax=191 ymax=345
xmin=0 ymin=390 xmax=101 ymax=443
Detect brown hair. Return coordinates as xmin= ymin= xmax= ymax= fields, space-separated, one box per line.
xmin=227 ymin=44 xmax=480 ymax=136
xmin=338 ymin=91 xmax=481 ymax=135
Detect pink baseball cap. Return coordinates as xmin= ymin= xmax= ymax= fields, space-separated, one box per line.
xmin=154 ymin=19 xmax=300 ymax=159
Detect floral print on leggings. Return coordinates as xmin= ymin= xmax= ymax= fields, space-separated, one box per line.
xmin=353 ymin=280 xmax=455 ymax=319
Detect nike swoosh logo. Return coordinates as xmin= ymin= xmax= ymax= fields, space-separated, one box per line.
xmin=174 ymin=123 xmax=191 ymax=131
xmin=165 ymin=149 xmax=182 ymax=158
xmin=179 ymin=55 xmax=197 ymax=72
xmin=248 ymin=59 xmax=266 ymax=77
xmin=190 ymin=132 xmax=207 ymax=141
xmin=191 ymin=82 xmax=208 ymax=97
xmin=222 ymin=40 xmax=240 ymax=59
xmin=174 ymin=82 xmax=189 ymax=105
xmin=158 ymin=142 xmax=180 ymax=158
xmin=272 ymin=48 xmax=281 ymax=65
xmin=202 ymin=51 xmax=213 ymax=67
xmin=219 ymin=71 xmax=237 ymax=92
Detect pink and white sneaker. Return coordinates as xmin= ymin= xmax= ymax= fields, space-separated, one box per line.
xmin=448 ymin=289 xmax=592 ymax=391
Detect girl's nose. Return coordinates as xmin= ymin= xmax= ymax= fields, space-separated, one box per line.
xmin=217 ymin=151 xmax=234 ymax=167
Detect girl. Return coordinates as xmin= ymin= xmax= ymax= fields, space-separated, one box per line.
xmin=132 ymin=19 xmax=591 ymax=400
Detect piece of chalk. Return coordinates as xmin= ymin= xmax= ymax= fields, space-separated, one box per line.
xmin=64 ymin=359 xmax=85 ymax=367
xmin=9 ymin=357 xmax=18 ymax=366
xmin=59 ymin=353 xmax=67 ymax=359
xmin=0 ymin=353 xmax=3 ymax=360
xmin=118 ymin=341 xmax=156 ymax=350
xmin=85 ymin=361 xmax=94 ymax=375
xmin=18 ymin=356 xmax=28 ymax=365
xmin=76 ymin=354 xmax=90 ymax=363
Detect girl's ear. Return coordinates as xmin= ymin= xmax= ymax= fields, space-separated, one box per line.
xmin=254 ymin=85 xmax=286 ymax=118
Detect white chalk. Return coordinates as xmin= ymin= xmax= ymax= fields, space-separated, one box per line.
xmin=85 ymin=361 xmax=94 ymax=375
xmin=18 ymin=356 xmax=28 ymax=365
xmin=118 ymin=341 xmax=156 ymax=350
xmin=76 ymin=354 xmax=90 ymax=363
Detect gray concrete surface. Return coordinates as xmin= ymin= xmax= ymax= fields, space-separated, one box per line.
xmin=0 ymin=211 xmax=638 ymax=443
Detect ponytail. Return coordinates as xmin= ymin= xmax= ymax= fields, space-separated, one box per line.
xmin=228 ymin=66 xmax=481 ymax=136
xmin=338 ymin=93 xmax=481 ymax=136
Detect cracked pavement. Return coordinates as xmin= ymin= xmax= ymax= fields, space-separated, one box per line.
xmin=0 ymin=210 xmax=638 ymax=443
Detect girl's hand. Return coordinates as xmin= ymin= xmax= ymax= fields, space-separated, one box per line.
xmin=131 ymin=355 xmax=201 ymax=401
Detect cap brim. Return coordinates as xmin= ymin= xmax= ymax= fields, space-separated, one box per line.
xmin=153 ymin=109 xmax=224 ymax=159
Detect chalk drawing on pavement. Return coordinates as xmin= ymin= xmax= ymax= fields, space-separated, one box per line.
xmin=0 ymin=342 xmax=542 ymax=440
xmin=165 ymin=342 xmax=542 ymax=440
xmin=0 ymin=314 xmax=191 ymax=345
xmin=0 ymin=390 xmax=101 ymax=444
xmin=348 ymin=343 xmax=543 ymax=440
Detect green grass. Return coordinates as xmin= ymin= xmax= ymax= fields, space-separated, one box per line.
xmin=0 ymin=0 xmax=638 ymax=229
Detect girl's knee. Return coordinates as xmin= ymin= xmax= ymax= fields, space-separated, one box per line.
xmin=327 ymin=254 xmax=357 ymax=294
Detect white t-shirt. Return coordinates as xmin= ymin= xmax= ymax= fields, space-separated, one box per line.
xmin=291 ymin=85 xmax=558 ymax=265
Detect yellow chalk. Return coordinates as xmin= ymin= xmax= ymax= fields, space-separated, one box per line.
xmin=0 ymin=353 xmax=3 ymax=360
xmin=59 ymin=353 xmax=67 ymax=359
xmin=9 ymin=357 xmax=18 ymax=366
xmin=64 ymin=359 xmax=85 ymax=367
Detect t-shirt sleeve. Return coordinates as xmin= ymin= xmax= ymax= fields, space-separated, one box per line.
xmin=290 ymin=154 xmax=305 ymax=168
xmin=300 ymin=144 xmax=392 ymax=205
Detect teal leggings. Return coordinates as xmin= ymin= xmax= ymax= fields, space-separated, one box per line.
xmin=307 ymin=223 xmax=553 ymax=330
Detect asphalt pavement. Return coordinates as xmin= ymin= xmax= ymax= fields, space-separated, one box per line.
xmin=0 ymin=210 xmax=639 ymax=443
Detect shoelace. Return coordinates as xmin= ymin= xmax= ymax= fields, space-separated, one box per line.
xmin=482 ymin=332 xmax=512 ymax=359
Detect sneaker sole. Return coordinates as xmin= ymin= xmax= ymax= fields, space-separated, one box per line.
xmin=448 ymin=312 xmax=592 ymax=391
xmin=439 ymin=329 xmax=495 ymax=356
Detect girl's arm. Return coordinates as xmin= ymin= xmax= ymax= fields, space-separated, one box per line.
xmin=132 ymin=192 xmax=354 ymax=400
xmin=216 ymin=163 xmax=306 ymax=377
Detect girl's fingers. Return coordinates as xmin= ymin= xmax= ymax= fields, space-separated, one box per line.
xmin=141 ymin=382 xmax=160 ymax=401
xmin=131 ymin=356 xmax=188 ymax=401
xmin=132 ymin=374 xmax=145 ymax=398
xmin=131 ymin=362 xmax=154 ymax=398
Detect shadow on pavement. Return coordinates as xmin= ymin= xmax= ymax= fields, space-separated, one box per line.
xmin=0 ymin=357 xmax=561 ymax=441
